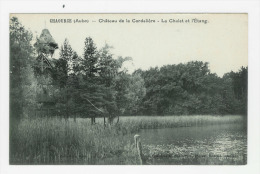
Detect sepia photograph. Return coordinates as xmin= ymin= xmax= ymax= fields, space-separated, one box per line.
xmin=9 ymin=13 xmax=248 ymax=165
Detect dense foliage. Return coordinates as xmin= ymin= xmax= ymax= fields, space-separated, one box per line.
xmin=136 ymin=63 xmax=247 ymax=116
xmin=10 ymin=17 xmax=248 ymax=123
xmin=10 ymin=17 xmax=36 ymax=122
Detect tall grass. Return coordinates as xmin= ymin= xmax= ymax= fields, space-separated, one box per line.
xmin=10 ymin=118 xmax=138 ymax=164
xmin=119 ymin=115 xmax=245 ymax=130
xmin=10 ymin=115 xmax=245 ymax=164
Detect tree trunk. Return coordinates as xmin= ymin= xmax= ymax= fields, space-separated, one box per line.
xmin=73 ymin=115 xmax=76 ymax=122
xmin=103 ymin=117 xmax=106 ymax=127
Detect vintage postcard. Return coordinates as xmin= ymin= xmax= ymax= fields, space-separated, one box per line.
xmin=9 ymin=13 xmax=247 ymax=165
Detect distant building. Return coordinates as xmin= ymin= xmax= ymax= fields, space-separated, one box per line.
xmin=34 ymin=28 xmax=59 ymax=117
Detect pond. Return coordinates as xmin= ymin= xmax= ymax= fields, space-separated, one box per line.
xmin=139 ymin=123 xmax=247 ymax=165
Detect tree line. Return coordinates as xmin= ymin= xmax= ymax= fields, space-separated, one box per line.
xmin=134 ymin=63 xmax=247 ymax=116
xmin=10 ymin=17 xmax=248 ymax=124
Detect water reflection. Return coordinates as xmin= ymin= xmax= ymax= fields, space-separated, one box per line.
xmin=139 ymin=124 xmax=247 ymax=165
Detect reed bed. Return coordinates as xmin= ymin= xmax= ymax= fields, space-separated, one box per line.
xmin=10 ymin=118 xmax=137 ymax=164
xmin=119 ymin=115 xmax=245 ymax=130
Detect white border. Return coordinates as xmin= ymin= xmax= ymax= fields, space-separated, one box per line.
xmin=1 ymin=0 xmax=260 ymax=174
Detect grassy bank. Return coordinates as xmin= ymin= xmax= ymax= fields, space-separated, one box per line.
xmin=10 ymin=115 xmax=246 ymax=164
xmin=119 ymin=115 xmax=245 ymax=130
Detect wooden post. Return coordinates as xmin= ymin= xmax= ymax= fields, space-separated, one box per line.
xmin=66 ymin=86 xmax=68 ymax=120
xmin=134 ymin=134 xmax=144 ymax=165
xmin=73 ymin=114 xmax=76 ymax=122
xmin=91 ymin=117 xmax=93 ymax=125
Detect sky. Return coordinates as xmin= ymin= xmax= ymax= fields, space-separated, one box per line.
xmin=11 ymin=14 xmax=248 ymax=77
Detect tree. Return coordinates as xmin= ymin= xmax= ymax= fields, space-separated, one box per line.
xmin=123 ymin=72 xmax=146 ymax=115
xmin=78 ymin=37 xmax=103 ymax=123
xmin=53 ymin=39 xmax=76 ymax=119
xmin=10 ymin=17 xmax=38 ymax=157
xmin=82 ymin=37 xmax=99 ymax=77
xmin=52 ymin=39 xmax=73 ymax=88
xmin=97 ymin=45 xmax=118 ymax=118
xmin=10 ymin=17 xmax=36 ymax=121
xmin=228 ymin=66 xmax=248 ymax=115
xmin=66 ymin=52 xmax=82 ymax=120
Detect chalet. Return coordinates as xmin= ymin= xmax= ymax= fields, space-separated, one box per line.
xmin=34 ymin=28 xmax=59 ymax=117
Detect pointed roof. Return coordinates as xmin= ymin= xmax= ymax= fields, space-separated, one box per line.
xmin=34 ymin=29 xmax=58 ymax=56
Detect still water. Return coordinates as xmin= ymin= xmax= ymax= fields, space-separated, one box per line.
xmin=140 ymin=124 xmax=247 ymax=145
xmin=139 ymin=124 xmax=247 ymax=165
